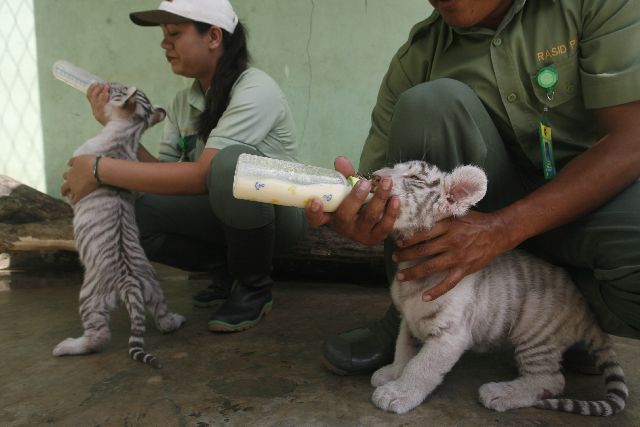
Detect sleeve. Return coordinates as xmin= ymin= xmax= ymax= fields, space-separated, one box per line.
xmin=358 ymin=54 xmax=414 ymax=176
xmin=156 ymin=98 xmax=182 ymax=162
xmin=579 ymin=0 xmax=640 ymax=108
xmin=205 ymin=75 xmax=283 ymax=150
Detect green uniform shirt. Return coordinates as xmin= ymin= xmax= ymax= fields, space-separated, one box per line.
xmin=158 ymin=67 xmax=298 ymax=163
xmin=359 ymin=0 xmax=640 ymax=175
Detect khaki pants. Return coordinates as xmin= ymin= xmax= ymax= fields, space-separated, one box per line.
xmin=382 ymin=78 xmax=640 ymax=339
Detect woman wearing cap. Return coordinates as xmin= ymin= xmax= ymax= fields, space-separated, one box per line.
xmin=61 ymin=0 xmax=306 ymax=332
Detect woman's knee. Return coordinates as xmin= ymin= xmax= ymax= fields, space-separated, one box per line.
xmin=207 ymin=145 xmax=275 ymax=229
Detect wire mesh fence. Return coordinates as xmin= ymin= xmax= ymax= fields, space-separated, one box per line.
xmin=0 ymin=0 xmax=45 ymax=192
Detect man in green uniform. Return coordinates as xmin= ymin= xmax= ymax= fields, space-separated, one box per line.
xmin=305 ymin=0 xmax=640 ymax=375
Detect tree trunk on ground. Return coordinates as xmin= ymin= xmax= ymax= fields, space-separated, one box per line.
xmin=0 ymin=175 xmax=74 ymax=253
xmin=0 ymin=176 xmax=386 ymax=282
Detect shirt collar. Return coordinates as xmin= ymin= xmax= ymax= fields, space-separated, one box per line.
xmin=188 ymin=80 xmax=206 ymax=112
xmin=441 ymin=0 xmax=542 ymax=50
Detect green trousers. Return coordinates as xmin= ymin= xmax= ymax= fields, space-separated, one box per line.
xmin=383 ymin=78 xmax=640 ymax=339
xmin=135 ymin=145 xmax=307 ymax=273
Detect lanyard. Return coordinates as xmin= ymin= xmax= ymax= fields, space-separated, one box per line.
xmin=535 ymin=66 xmax=558 ymax=180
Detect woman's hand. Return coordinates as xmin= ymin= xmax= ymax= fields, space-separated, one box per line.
xmin=393 ymin=210 xmax=514 ymax=301
xmin=60 ymin=155 xmax=99 ymax=204
xmin=304 ymin=156 xmax=401 ymax=245
xmin=87 ymin=82 xmax=110 ymax=126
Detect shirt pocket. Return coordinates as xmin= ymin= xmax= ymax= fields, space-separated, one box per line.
xmin=529 ymin=53 xmax=579 ymax=108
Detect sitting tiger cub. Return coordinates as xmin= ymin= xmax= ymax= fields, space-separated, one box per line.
xmin=370 ymin=160 xmax=627 ymax=416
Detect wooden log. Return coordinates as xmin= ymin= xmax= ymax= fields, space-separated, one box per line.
xmin=0 ymin=175 xmax=386 ymax=283
xmin=0 ymin=175 xmax=74 ymax=253
xmin=0 ymin=175 xmax=72 ymax=221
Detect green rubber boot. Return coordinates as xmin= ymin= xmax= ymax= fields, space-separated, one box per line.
xmin=208 ymin=223 xmax=275 ymax=333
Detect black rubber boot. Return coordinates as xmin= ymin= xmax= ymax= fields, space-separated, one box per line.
xmin=321 ymin=304 xmax=400 ymax=375
xmin=208 ymin=223 xmax=275 ymax=333
xmin=207 ymin=276 xmax=273 ymax=332
xmin=192 ymin=265 xmax=234 ymax=308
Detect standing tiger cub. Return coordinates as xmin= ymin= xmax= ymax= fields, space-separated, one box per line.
xmin=370 ymin=160 xmax=627 ymax=416
xmin=53 ymin=84 xmax=185 ymax=368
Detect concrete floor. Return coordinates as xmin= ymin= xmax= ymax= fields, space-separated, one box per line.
xmin=1 ymin=263 xmax=640 ymax=427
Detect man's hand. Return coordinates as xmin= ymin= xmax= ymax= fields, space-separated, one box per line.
xmin=60 ymin=155 xmax=99 ymax=204
xmin=304 ymin=156 xmax=401 ymax=245
xmin=87 ymin=82 xmax=110 ymax=126
xmin=393 ymin=211 xmax=513 ymax=301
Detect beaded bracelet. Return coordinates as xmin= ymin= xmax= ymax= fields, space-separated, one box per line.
xmin=93 ymin=155 xmax=104 ymax=185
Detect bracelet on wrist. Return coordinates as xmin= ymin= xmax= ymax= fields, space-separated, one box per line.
xmin=93 ymin=155 xmax=104 ymax=185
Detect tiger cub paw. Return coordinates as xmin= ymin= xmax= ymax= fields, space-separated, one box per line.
xmin=371 ymin=364 xmax=401 ymax=387
xmin=478 ymin=381 xmax=539 ymax=412
xmin=157 ymin=313 xmax=186 ymax=333
xmin=52 ymin=337 xmax=91 ymax=356
xmin=372 ymin=381 xmax=425 ymax=414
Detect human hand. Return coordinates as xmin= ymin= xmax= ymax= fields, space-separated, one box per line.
xmin=60 ymin=155 xmax=99 ymax=204
xmin=87 ymin=82 xmax=110 ymax=126
xmin=303 ymin=156 xmax=401 ymax=245
xmin=393 ymin=211 xmax=513 ymax=301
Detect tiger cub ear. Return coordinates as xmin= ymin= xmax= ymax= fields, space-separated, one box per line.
xmin=443 ymin=165 xmax=488 ymax=216
xmin=149 ymin=106 xmax=166 ymax=126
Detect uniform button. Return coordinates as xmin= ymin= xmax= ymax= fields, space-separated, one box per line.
xmin=566 ymin=84 xmax=576 ymax=94
xmin=493 ymin=37 xmax=502 ymax=46
xmin=507 ymin=93 xmax=518 ymax=103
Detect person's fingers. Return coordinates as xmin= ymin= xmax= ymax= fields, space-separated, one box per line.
xmin=334 ymin=179 xmax=371 ymax=225
xmin=369 ymin=196 xmax=400 ymax=241
xmin=67 ymin=157 xmax=75 ymax=167
xmin=396 ymin=217 xmax=451 ymax=248
xmin=86 ymin=83 xmax=100 ymax=100
xmin=358 ymin=176 xmax=391 ymax=229
xmin=100 ymin=83 xmax=110 ymax=101
xmin=304 ymin=198 xmax=332 ymax=227
xmin=393 ymin=235 xmax=450 ymax=263
xmin=60 ymin=181 xmax=69 ymax=197
xmin=396 ymin=252 xmax=453 ymax=282
xmin=334 ymin=156 xmax=355 ymax=177
xmin=421 ymin=269 xmax=465 ymax=301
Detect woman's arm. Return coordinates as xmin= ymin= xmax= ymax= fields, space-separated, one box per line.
xmin=61 ymin=148 xmax=218 ymax=203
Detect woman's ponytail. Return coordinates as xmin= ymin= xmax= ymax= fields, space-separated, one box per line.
xmin=195 ymin=21 xmax=250 ymax=142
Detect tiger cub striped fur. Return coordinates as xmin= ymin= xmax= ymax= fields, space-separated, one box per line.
xmin=53 ymin=84 xmax=185 ymax=368
xmin=370 ymin=160 xmax=628 ymax=416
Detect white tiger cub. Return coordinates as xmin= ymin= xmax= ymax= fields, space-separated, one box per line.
xmin=53 ymin=84 xmax=185 ymax=368
xmin=370 ymin=160 xmax=628 ymax=416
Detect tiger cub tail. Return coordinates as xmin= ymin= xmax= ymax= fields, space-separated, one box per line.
xmin=128 ymin=334 xmax=161 ymax=369
xmin=535 ymin=337 xmax=628 ymax=416
xmin=119 ymin=281 xmax=162 ymax=369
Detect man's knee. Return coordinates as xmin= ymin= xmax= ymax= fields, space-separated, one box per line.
xmin=394 ymin=78 xmax=478 ymax=123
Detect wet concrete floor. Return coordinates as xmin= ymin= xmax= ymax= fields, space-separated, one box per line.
xmin=1 ymin=264 xmax=639 ymax=426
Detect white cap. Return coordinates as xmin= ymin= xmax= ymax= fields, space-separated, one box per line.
xmin=130 ymin=0 xmax=238 ymax=34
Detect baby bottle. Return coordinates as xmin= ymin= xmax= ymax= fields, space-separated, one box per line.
xmin=233 ymin=154 xmax=372 ymax=212
xmin=52 ymin=60 xmax=105 ymax=93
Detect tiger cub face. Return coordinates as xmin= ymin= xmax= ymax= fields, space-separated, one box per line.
xmin=373 ymin=160 xmax=487 ymax=239
xmin=105 ymin=83 xmax=165 ymax=129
